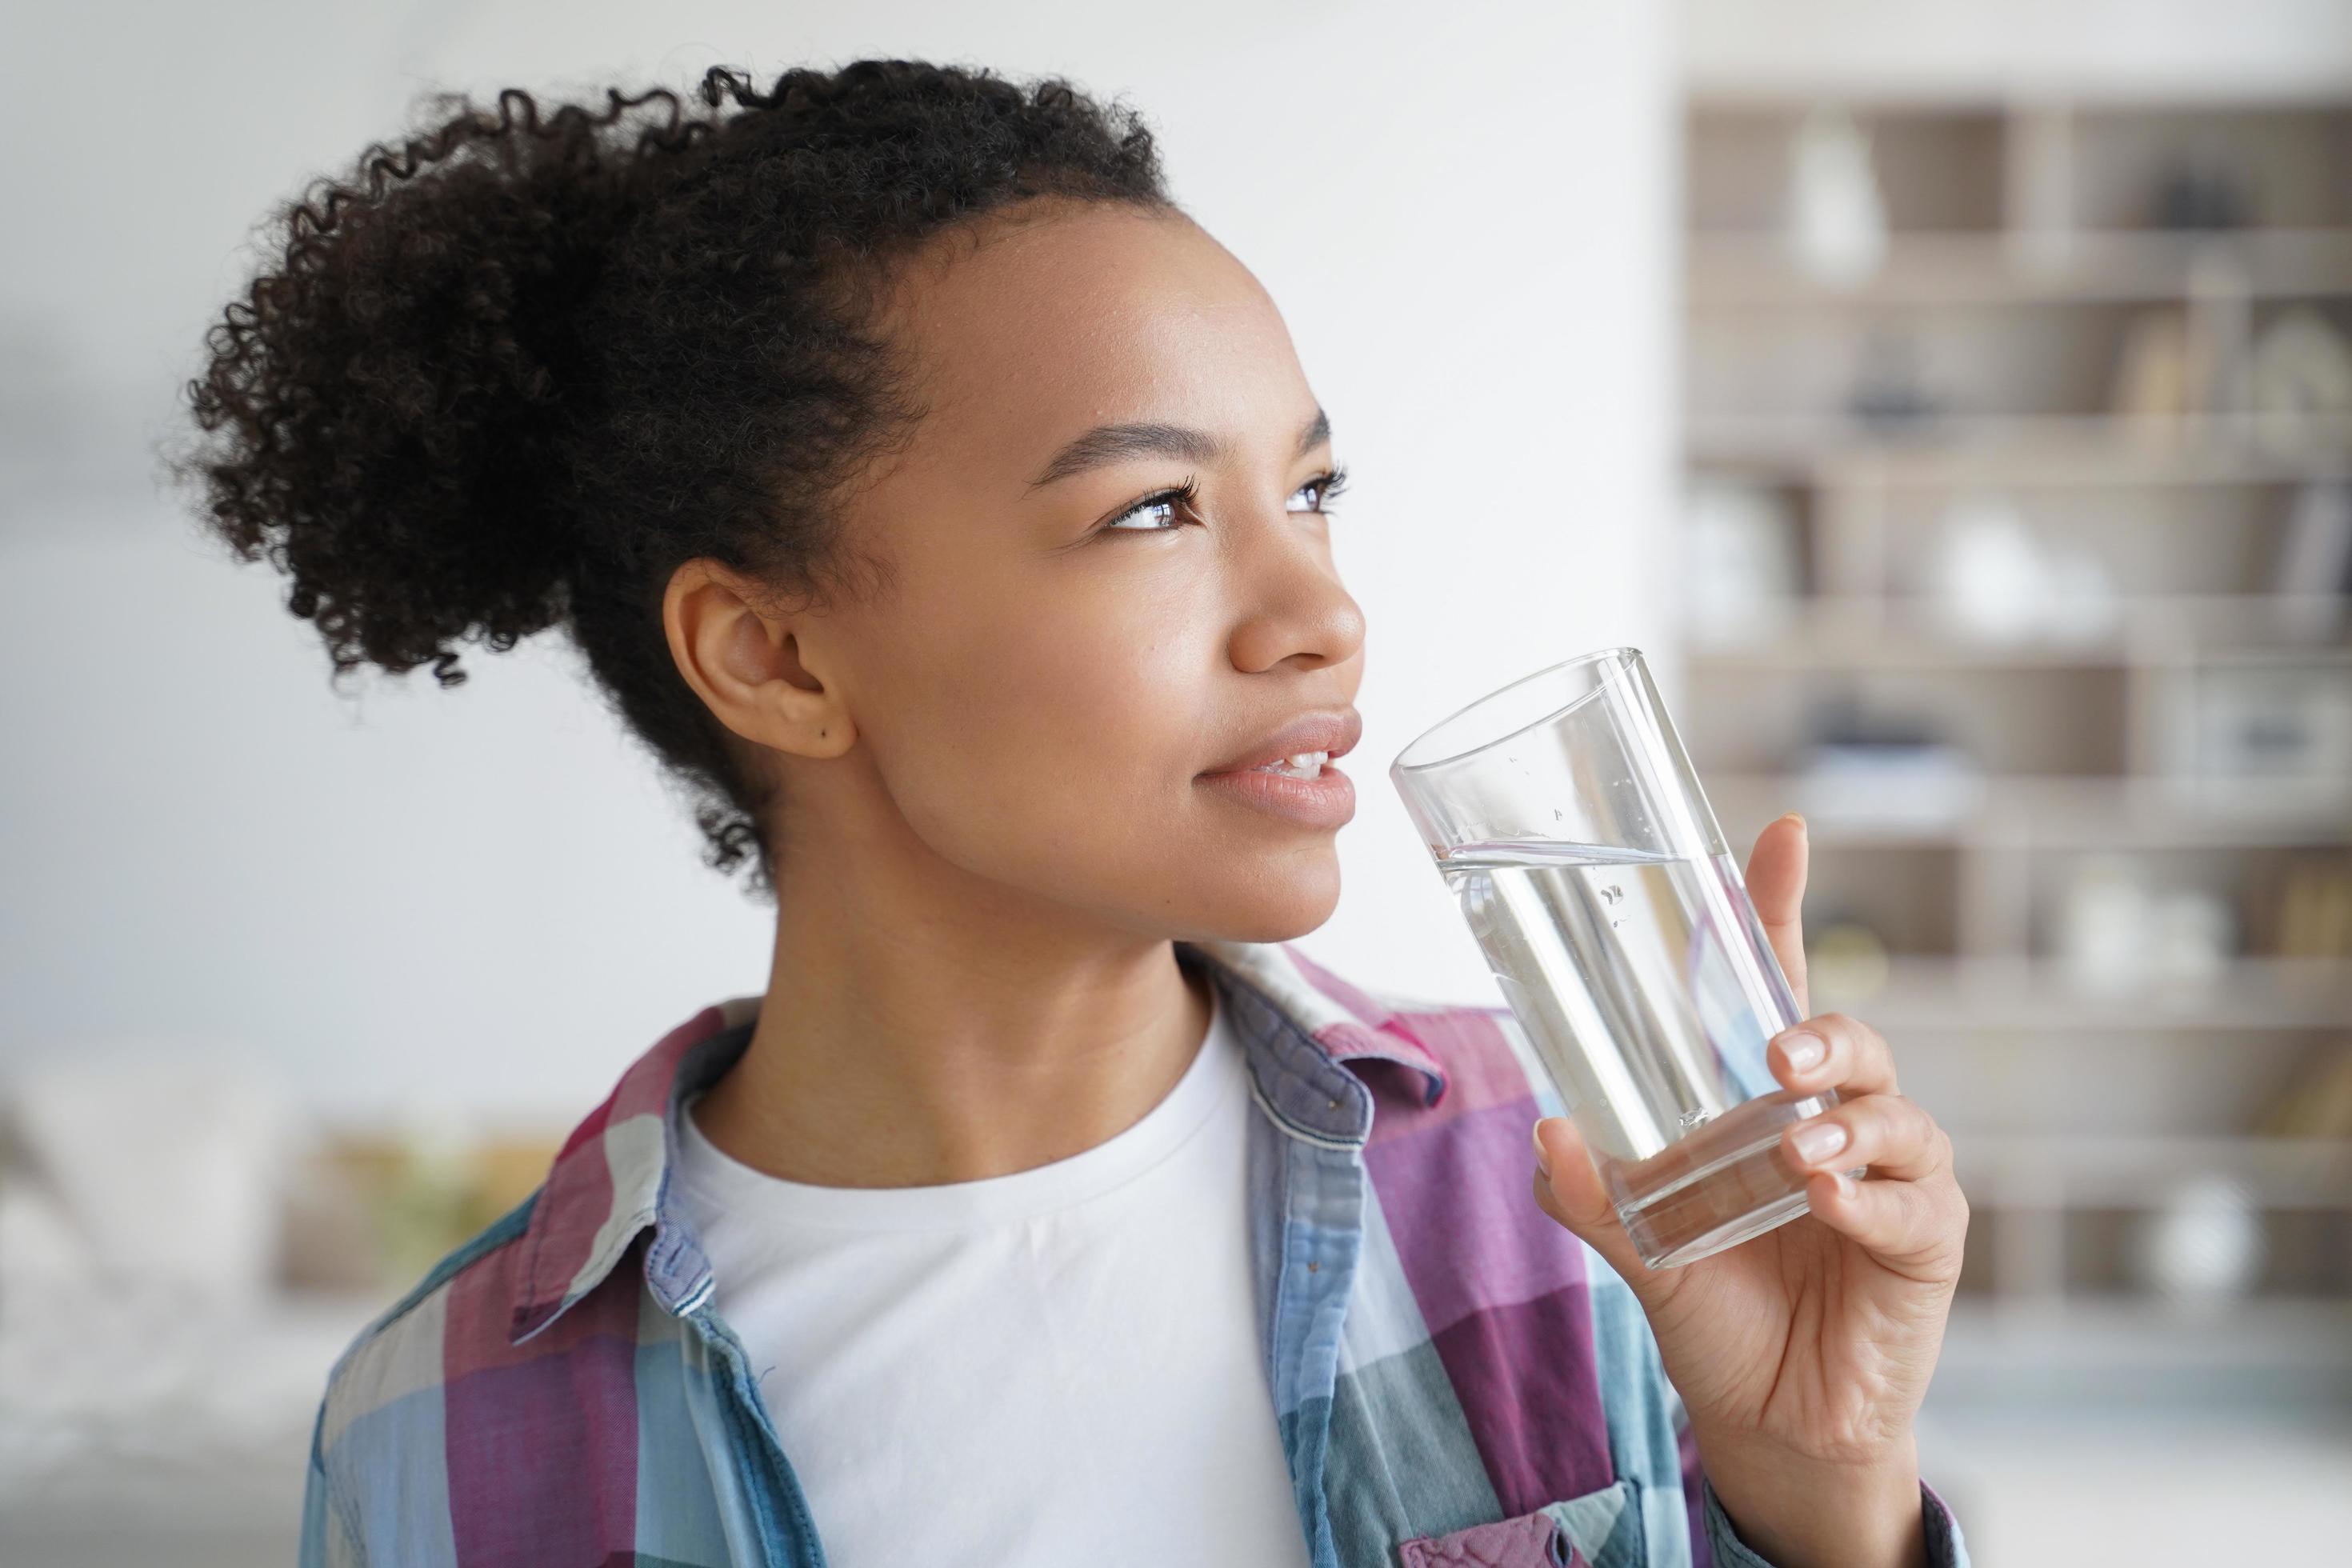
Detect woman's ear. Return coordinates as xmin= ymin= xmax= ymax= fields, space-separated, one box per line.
xmin=662 ymin=559 xmax=857 ymax=760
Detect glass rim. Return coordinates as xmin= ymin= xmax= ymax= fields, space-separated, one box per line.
xmin=1390 ymin=646 xmax=1646 ymax=776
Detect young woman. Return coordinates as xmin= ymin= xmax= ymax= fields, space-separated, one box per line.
xmin=182 ymin=60 xmax=1970 ymax=1568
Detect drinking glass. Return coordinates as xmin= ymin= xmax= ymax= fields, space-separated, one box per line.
xmin=1390 ymin=646 xmax=1844 ymax=1268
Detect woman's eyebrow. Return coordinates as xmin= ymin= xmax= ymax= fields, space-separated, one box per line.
xmin=1025 ymin=406 xmax=1330 ymax=491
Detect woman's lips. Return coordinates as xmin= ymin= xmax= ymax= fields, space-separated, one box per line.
xmin=1197 ymin=760 xmax=1356 ymax=827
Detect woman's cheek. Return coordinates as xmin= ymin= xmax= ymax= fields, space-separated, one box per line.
xmin=866 ymin=574 xmax=1221 ymax=882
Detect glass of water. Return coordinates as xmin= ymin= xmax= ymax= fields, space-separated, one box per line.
xmin=1390 ymin=646 xmax=1839 ymax=1269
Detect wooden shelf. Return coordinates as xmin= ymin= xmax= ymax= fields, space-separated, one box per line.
xmin=1711 ymin=769 xmax=2352 ymax=850
xmin=1687 ymin=411 xmax=2352 ymax=486
xmin=1692 ymin=636 xmax=2346 ymax=672
xmin=1689 ymin=226 xmax=2352 ymax=307
xmin=1941 ymin=1296 xmax=2352 ymax=1374
xmin=1685 ymin=594 xmax=2351 ymax=670
xmin=1954 ymin=1134 xmax=2352 ymax=1207
xmin=1678 ymin=85 xmax=2352 ymax=1304
xmin=1813 ymin=955 xmax=2352 ymax=1032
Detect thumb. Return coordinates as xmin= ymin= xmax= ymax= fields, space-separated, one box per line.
xmin=1531 ymin=1116 xmax=1673 ymax=1300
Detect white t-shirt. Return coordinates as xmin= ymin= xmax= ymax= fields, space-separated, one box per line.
xmin=673 ymin=985 xmax=1314 ymax=1568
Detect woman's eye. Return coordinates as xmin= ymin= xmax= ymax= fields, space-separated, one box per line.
xmin=1099 ymin=475 xmax=1201 ymax=534
xmin=1289 ymin=465 xmax=1351 ymax=514
xmin=1102 ymin=494 xmax=1187 ymax=531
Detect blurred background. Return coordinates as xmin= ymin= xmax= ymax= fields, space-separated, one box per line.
xmin=2 ymin=1 xmax=2346 ymax=1562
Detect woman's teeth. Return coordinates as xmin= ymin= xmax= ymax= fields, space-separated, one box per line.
xmin=1250 ymin=750 xmax=1329 ymax=779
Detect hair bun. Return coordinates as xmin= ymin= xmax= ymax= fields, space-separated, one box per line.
xmin=178 ymin=85 xmax=689 ymax=687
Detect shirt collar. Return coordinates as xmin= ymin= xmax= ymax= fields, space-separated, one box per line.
xmin=505 ymin=938 xmax=1450 ymax=1346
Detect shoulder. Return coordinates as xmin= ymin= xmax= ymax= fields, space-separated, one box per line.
xmin=322 ymin=1188 xmax=539 ymax=1419
xmin=306 ymin=1192 xmax=542 ymax=1535
xmin=305 ymin=1167 xmax=712 ymax=1561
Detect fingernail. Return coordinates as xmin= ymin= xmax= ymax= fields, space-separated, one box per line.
xmin=1779 ymin=811 xmax=1807 ymax=834
xmin=1834 ymin=1170 xmax=1858 ymax=1199
xmin=1792 ymin=1119 xmax=1846 ymax=1164
xmin=1531 ymin=1118 xmax=1552 ymax=1178
xmin=1780 ymin=1030 xmax=1826 ymax=1071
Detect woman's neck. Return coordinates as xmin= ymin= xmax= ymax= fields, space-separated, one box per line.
xmin=688 ymin=825 xmax=1216 ymax=1190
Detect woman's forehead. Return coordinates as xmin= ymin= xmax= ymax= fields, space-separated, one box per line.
xmin=888 ymin=207 xmax=1306 ymax=475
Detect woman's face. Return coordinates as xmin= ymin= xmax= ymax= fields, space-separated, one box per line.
xmin=798 ymin=200 xmax=1366 ymax=944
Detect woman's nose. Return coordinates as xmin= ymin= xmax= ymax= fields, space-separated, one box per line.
xmin=1226 ymin=524 xmax=1366 ymax=675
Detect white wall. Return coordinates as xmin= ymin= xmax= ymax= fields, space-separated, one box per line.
xmin=1682 ymin=0 xmax=2352 ymax=101
xmin=0 ymin=0 xmax=1677 ymax=1122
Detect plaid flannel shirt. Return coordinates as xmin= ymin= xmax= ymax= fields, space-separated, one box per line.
xmin=300 ymin=938 xmax=1970 ymax=1566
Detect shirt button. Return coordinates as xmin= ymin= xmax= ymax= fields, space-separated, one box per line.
xmin=1326 ymin=1097 xmax=1341 ymax=1110
xmin=1308 ymin=1261 xmax=1320 ymax=1273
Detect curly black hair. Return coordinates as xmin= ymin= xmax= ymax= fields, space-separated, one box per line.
xmin=173 ymin=59 xmax=1175 ymax=899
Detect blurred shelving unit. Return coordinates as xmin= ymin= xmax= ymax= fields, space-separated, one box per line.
xmin=1676 ymin=82 xmax=2352 ymax=1405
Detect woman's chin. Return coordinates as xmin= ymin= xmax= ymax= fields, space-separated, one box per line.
xmin=1189 ymin=851 xmax=1342 ymax=944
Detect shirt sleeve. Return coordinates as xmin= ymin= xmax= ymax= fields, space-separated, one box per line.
xmin=1693 ymin=1462 xmax=1972 ymax=1568
xmin=298 ymin=1398 xmax=368 ymax=1568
